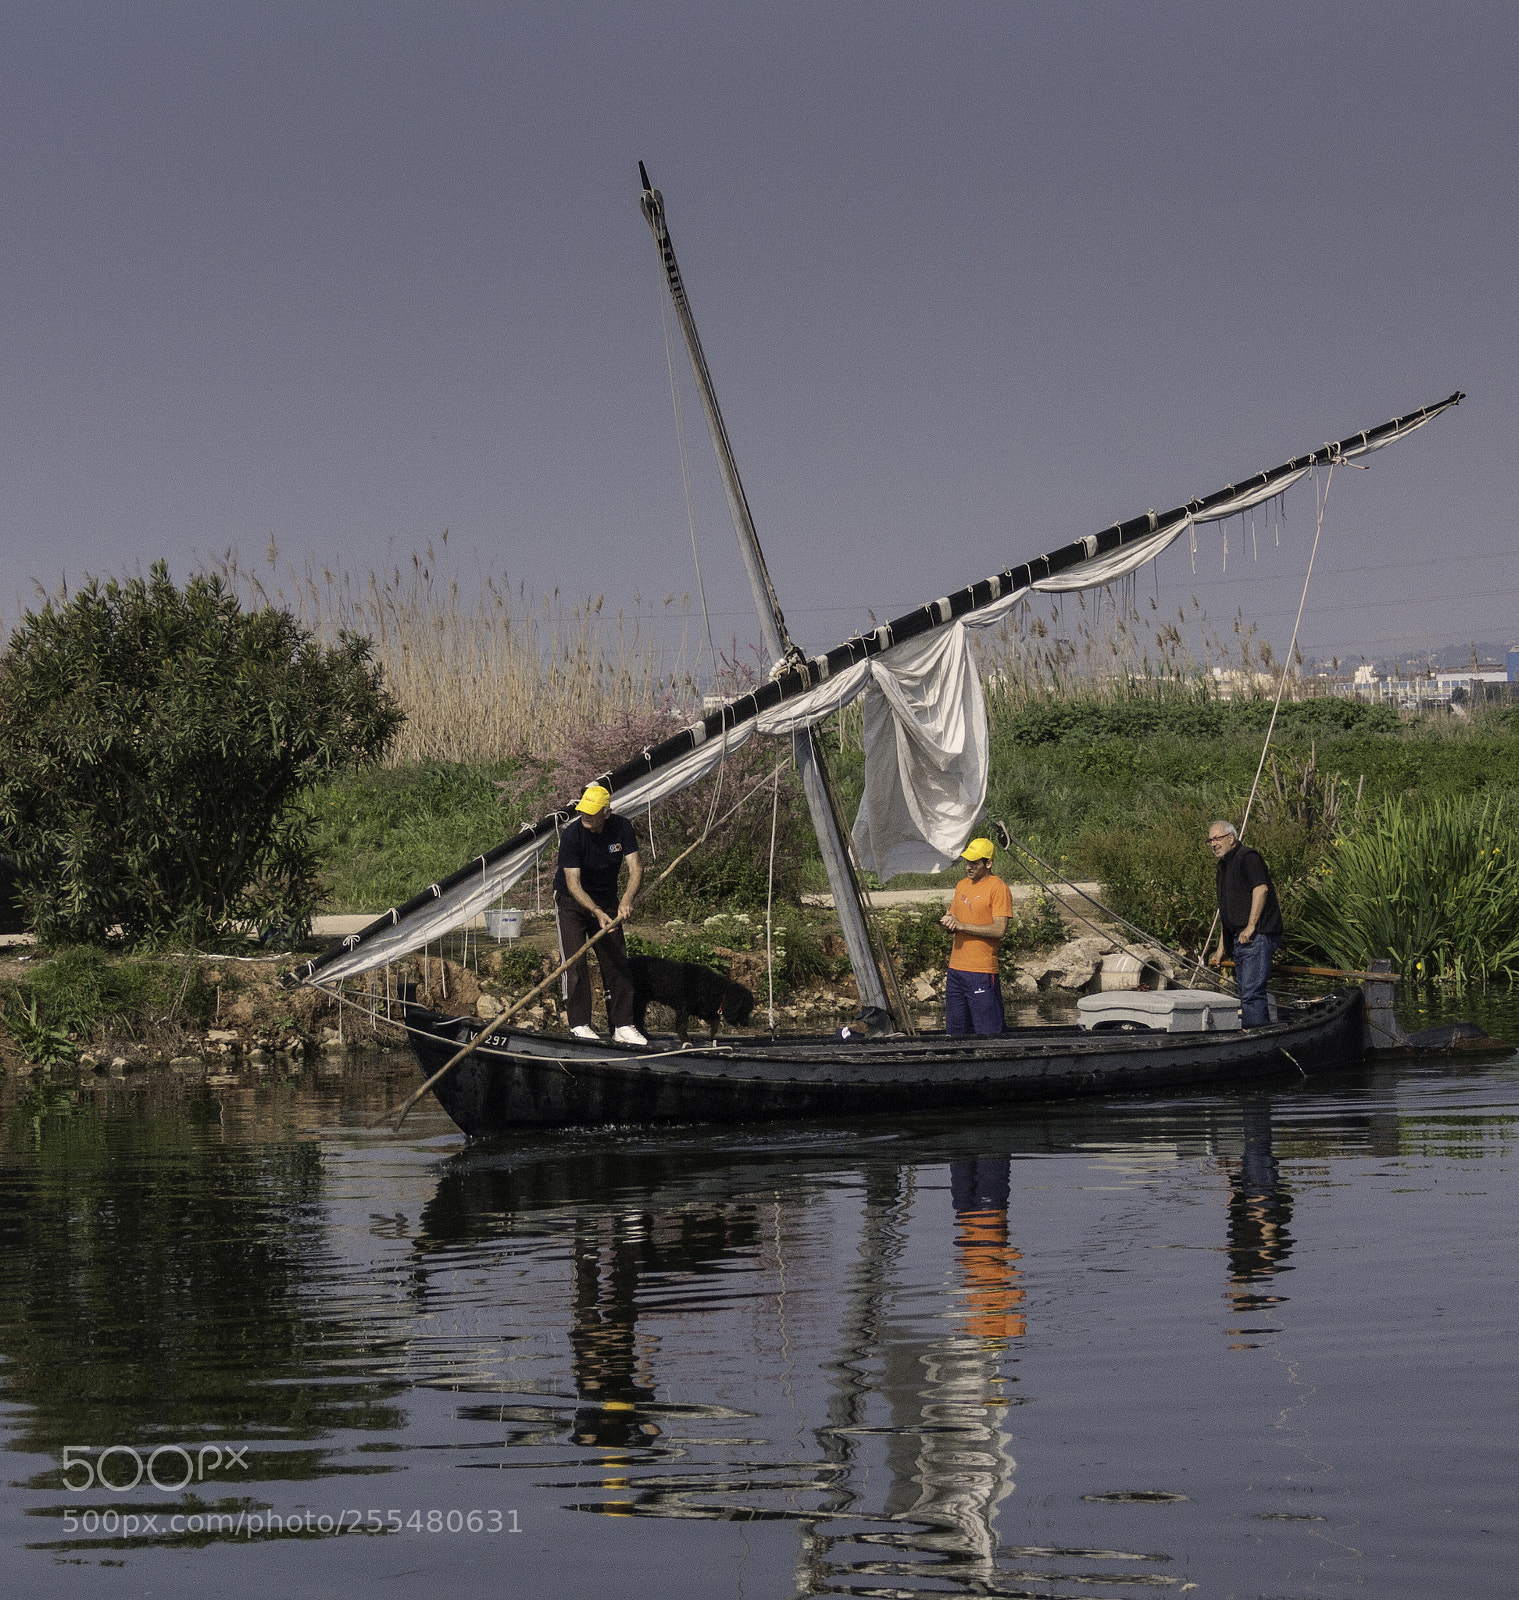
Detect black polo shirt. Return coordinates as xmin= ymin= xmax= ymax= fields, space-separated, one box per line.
xmin=1215 ymin=843 xmax=1283 ymax=947
xmin=552 ymin=814 xmax=639 ymax=908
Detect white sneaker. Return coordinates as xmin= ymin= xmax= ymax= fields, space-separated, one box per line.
xmin=569 ymin=1025 xmax=600 ymax=1042
xmin=613 ymin=1025 xmax=648 ymax=1047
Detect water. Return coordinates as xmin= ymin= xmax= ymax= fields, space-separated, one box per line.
xmin=3 ymin=994 xmax=1517 ymax=1598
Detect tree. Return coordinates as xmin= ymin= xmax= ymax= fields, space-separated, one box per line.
xmin=0 ymin=563 xmax=402 ymax=943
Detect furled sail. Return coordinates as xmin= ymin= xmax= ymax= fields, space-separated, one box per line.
xmin=289 ymin=390 xmax=1461 ymax=987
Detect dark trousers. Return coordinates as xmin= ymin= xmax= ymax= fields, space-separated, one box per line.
xmin=945 ymin=968 xmax=1006 ymax=1035
xmin=555 ymin=894 xmax=635 ymax=1030
xmin=1232 ymin=934 xmax=1280 ymax=1028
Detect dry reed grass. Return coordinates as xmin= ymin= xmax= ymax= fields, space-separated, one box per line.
xmin=219 ymin=537 xmax=693 ymax=765
xmin=974 ymin=581 xmax=1303 ymax=711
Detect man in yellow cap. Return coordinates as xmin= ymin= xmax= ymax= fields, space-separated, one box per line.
xmin=939 ymin=837 xmax=1013 ymax=1035
xmin=553 ymin=783 xmax=646 ymax=1045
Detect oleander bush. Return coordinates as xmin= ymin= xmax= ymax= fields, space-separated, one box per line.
xmin=0 ymin=563 xmax=400 ymax=944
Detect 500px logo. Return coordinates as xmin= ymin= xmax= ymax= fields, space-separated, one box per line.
xmin=59 ymin=1444 xmax=250 ymax=1492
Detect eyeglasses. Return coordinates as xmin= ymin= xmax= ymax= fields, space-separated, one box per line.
xmin=1206 ymin=834 xmax=1232 ymax=846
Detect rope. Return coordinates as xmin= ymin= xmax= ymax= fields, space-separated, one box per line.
xmin=1240 ymin=460 xmax=1336 ymax=837
xmin=1199 ymin=459 xmax=1337 ymax=967
xmin=1001 ymin=829 xmax=1230 ymax=994
xmin=765 ymin=762 xmax=779 ymax=1031
xmin=657 ymin=268 xmax=722 ymax=687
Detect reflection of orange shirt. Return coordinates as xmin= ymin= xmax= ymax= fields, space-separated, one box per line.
xmin=949 ymin=874 xmax=1014 ymax=974
xmin=957 ymin=1209 xmax=1026 ymax=1342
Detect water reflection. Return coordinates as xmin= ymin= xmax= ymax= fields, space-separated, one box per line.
xmin=2 ymin=1029 xmax=1518 ymax=1596
xmin=0 ymin=1080 xmax=411 ymax=1478
xmin=871 ymin=1159 xmax=1021 ymax=1585
xmin=1222 ymin=1097 xmax=1294 ymax=1317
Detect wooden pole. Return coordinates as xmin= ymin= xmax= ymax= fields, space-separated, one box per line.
xmin=1216 ymin=959 xmax=1399 ymax=983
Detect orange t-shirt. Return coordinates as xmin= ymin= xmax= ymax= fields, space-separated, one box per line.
xmin=949 ymin=873 xmax=1014 ymax=974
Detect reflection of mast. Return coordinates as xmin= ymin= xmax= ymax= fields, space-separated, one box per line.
xmin=875 ymin=1158 xmax=1021 ymax=1583
xmin=1223 ymin=1098 xmax=1294 ymax=1312
xmin=793 ymin=1166 xmax=914 ymax=1594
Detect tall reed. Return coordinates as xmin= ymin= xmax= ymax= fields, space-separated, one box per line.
xmin=218 ymin=540 xmax=690 ymax=765
xmin=1295 ymin=795 xmax=1519 ymax=988
xmin=974 ymin=583 xmax=1286 ymax=709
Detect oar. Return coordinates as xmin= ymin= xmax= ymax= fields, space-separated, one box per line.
xmin=1215 ymin=959 xmax=1399 ymax=983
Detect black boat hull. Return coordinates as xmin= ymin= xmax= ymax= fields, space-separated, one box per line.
xmin=403 ymin=989 xmax=1366 ymax=1135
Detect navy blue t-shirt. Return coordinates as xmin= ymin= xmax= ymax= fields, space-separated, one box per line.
xmin=552 ymin=814 xmax=639 ymax=907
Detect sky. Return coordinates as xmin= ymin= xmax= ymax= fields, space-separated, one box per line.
xmin=3 ymin=0 xmax=1515 ymax=671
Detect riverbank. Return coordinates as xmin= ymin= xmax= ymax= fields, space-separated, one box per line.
xmin=0 ymin=890 xmax=1129 ymax=1071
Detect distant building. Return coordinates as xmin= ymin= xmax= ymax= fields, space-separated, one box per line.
xmin=1436 ymin=668 xmax=1508 ymax=695
xmin=1509 ymin=648 xmax=1519 ymax=683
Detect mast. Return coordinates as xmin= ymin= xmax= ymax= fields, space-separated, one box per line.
xmin=639 ymin=164 xmax=893 ymax=1019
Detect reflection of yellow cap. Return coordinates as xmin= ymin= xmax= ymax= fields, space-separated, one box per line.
xmin=960 ymin=837 xmax=995 ymax=862
xmin=576 ymin=783 xmax=612 ymax=815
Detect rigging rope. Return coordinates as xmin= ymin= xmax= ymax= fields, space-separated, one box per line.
xmin=657 ymin=268 xmax=722 ymax=689
xmin=656 ymin=258 xmax=739 ymax=856
xmin=1196 ymin=459 xmax=1338 ymax=973
xmin=1240 ymin=460 xmax=1337 ymax=838
xmin=765 ymin=762 xmax=779 ymax=1032
xmin=1000 ymin=828 xmax=1230 ymax=994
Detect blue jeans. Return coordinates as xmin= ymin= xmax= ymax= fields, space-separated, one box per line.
xmin=1232 ymin=934 xmax=1280 ymax=1027
xmin=946 ymin=968 xmax=1006 ymax=1035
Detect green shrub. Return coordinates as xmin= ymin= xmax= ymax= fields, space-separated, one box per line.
xmin=493 ymin=943 xmax=548 ymax=991
xmin=1074 ymin=806 xmax=1329 ymax=955
xmin=1295 ymin=795 xmax=1519 ymax=988
xmin=878 ymin=905 xmax=953 ymax=976
xmin=1003 ymin=893 xmax=1069 ymax=954
xmin=0 ymin=948 xmax=213 ymax=1062
xmin=770 ymin=913 xmax=835 ymax=990
xmin=626 ymin=929 xmax=730 ymax=974
xmin=1 ymin=994 xmax=76 ymax=1065
xmin=998 ymin=692 xmax=1397 ymax=749
xmin=0 ymin=563 xmax=401 ymax=943
xmin=698 ymin=912 xmax=759 ymax=950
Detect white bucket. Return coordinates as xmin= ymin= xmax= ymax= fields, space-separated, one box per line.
xmin=484 ymin=909 xmax=524 ymax=941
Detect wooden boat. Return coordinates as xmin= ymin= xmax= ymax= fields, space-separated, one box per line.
xmin=400 ymin=989 xmax=1366 ymax=1135
xmin=286 ymin=169 xmax=1460 ymax=1136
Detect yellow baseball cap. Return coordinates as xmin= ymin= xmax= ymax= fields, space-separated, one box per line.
xmin=576 ymin=783 xmax=612 ymax=815
xmin=960 ymin=837 xmax=995 ymax=862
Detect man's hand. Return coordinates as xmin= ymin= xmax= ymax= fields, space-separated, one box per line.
xmin=940 ymin=912 xmax=958 ymax=932
xmin=595 ymin=906 xmax=617 ymax=931
xmin=1236 ymin=926 xmax=1255 ymax=947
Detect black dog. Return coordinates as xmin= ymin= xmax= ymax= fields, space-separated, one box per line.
xmin=628 ymin=955 xmax=754 ymax=1039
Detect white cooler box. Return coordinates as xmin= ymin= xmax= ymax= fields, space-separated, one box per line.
xmin=1077 ymin=989 xmax=1241 ymax=1033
